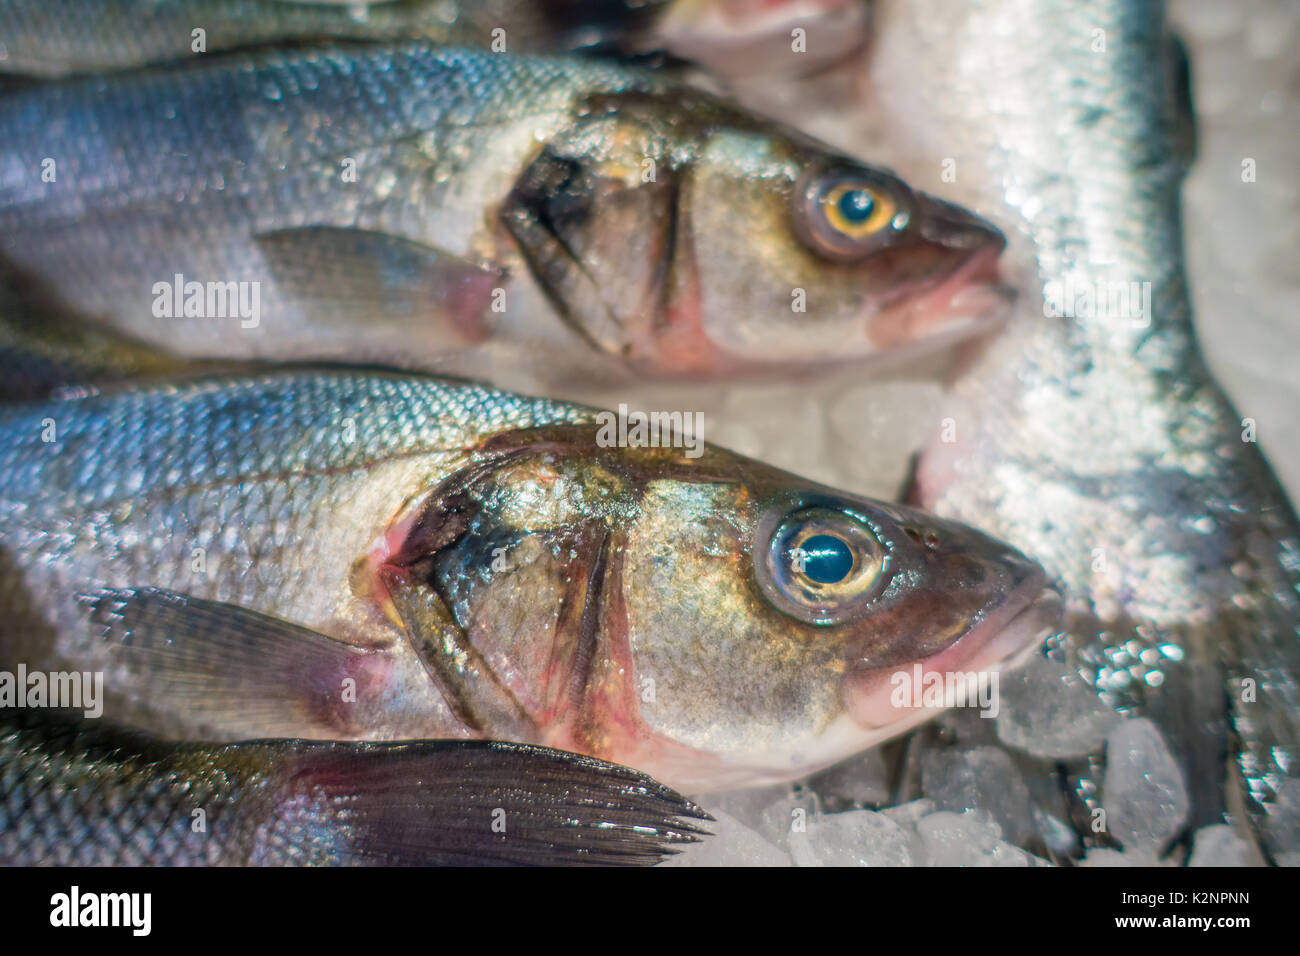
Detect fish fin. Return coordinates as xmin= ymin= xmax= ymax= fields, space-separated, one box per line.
xmin=280 ymin=738 xmax=711 ymax=866
xmin=253 ymin=227 xmax=503 ymax=346
xmin=0 ymin=271 xmax=194 ymax=400
xmin=82 ymin=587 xmax=390 ymax=740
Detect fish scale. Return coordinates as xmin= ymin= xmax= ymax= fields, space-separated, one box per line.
xmin=0 ymin=371 xmax=591 ymax=740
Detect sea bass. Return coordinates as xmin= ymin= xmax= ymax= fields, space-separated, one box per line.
xmin=0 ymin=0 xmax=673 ymax=77
xmin=867 ymin=0 xmax=1300 ymax=857
xmin=0 ymin=708 xmax=709 ymax=865
xmin=0 ymin=42 xmax=1007 ymax=379
xmin=0 ymin=369 xmax=1056 ymax=792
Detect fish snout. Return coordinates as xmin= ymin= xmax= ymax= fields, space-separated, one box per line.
xmin=916 ymin=192 xmax=1006 ymax=254
xmin=862 ymin=195 xmax=1013 ymax=350
xmin=836 ymin=507 xmax=1058 ymax=730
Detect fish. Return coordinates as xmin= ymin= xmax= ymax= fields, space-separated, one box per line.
xmin=0 ymin=41 xmax=1009 ymax=379
xmin=0 ymin=367 xmax=1058 ymax=793
xmin=0 ymin=707 xmax=710 ymax=865
xmin=865 ymin=0 xmax=1300 ymax=859
xmin=0 ymin=0 xmax=675 ymax=77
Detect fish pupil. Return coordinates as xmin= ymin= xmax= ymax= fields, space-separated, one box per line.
xmin=797 ymin=534 xmax=854 ymax=584
xmin=837 ymin=188 xmax=875 ymax=224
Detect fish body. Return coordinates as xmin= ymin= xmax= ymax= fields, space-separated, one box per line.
xmin=0 ymin=368 xmax=1055 ymax=792
xmin=0 ymin=0 xmax=670 ymax=77
xmin=0 ymin=708 xmax=709 ymax=865
xmin=868 ymin=0 xmax=1300 ymax=854
xmin=0 ymin=42 xmax=1007 ymax=378
xmin=0 ymin=0 xmax=857 ymax=81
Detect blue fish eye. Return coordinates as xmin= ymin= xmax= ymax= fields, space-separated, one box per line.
xmin=793 ymin=534 xmax=854 ymax=584
xmin=836 ymin=188 xmax=875 ymax=224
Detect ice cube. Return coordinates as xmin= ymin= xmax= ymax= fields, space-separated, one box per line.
xmin=1079 ymin=847 xmax=1173 ymax=867
xmin=1032 ymin=805 xmax=1080 ymax=858
xmin=1101 ymin=718 xmax=1190 ymax=851
xmin=1264 ymin=777 xmax=1300 ymax=859
xmin=915 ymin=810 xmax=1032 ymax=867
xmin=882 ymin=798 xmax=935 ymax=831
xmin=700 ymin=784 xmax=798 ymax=833
xmin=743 ymin=787 xmax=824 ymax=851
xmin=660 ymin=809 xmax=792 ymax=867
xmin=789 ymin=810 xmax=914 ymax=867
xmin=996 ymin=653 xmax=1120 ymax=758
xmin=921 ymin=745 xmax=1034 ymax=844
xmin=807 ymin=748 xmax=891 ymax=811
xmin=1188 ymin=825 xmax=1262 ymax=867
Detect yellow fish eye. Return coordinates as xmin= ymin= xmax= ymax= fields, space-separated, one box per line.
xmin=823 ymin=182 xmax=897 ymax=238
xmin=793 ymin=164 xmax=913 ymax=262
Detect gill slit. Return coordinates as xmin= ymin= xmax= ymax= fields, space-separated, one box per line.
xmin=568 ymin=526 xmax=612 ymax=714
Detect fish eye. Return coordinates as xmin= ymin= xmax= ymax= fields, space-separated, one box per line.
xmin=756 ymin=506 xmax=889 ymax=626
xmin=793 ymin=164 xmax=912 ymax=262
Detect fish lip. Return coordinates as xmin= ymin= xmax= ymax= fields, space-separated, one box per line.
xmin=864 ymin=243 xmax=1017 ymax=351
xmin=842 ymin=574 xmax=1060 ymax=730
xmin=933 ymin=579 xmax=1061 ymax=678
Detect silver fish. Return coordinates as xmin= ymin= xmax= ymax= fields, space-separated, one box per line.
xmin=0 ymin=0 xmax=670 ymax=77
xmin=0 ymin=42 xmax=1008 ymax=379
xmin=867 ymin=0 xmax=1299 ymax=858
xmin=0 ymin=368 xmax=1057 ymax=793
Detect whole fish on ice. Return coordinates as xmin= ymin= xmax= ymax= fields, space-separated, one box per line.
xmin=0 ymin=368 xmax=1057 ymax=792
xmin=867 ymin=0 xmax=1300 ymax=858
xmin=0 ymin=42 xmax=1008 ymax=379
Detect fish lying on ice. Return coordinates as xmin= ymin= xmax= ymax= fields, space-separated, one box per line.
xmin=0 ymin=0 xmax=862 ymax=80
xmin=0 ymin=42 xmax=1008 ymax=379
xmin=0 ymin=368 xmax=1058 ymax=792
xmin=866 ymin=0 xmax=1300 ymax=858
xmin=0 ymin=0 xmax=673 ymax=77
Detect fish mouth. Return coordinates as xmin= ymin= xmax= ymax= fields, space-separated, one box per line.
xmin=842 ymin=576 xmax=1061 ymax=730
xmin=864 ymin=245 xmax=1017 ymax=354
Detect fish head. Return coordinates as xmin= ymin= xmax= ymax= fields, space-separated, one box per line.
xmin=372 ymin=424 xmax=1057 ymax=791
xmin=610 ymin=449 xmax=1058 ymax=789
xmin=501 ymin=88 xmax=1010 ymax=377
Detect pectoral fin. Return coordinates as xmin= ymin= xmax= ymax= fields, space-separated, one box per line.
xmin=82 ymin=587 xmax=391 ymax=740
xmin=254 ymin=226 xmax=503 ymax=346
xmin=282 ymin=738 xmax=711 ymax=866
